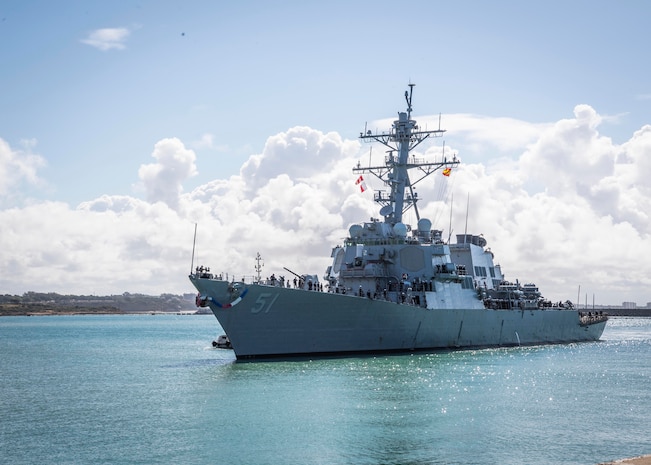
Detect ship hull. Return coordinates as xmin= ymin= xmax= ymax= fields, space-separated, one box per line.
xmin=191 ymin=277 xmax=607 ymax=359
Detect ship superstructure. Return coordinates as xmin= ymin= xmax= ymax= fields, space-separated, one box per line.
xmin=189 ymin=85 xmax=607 ymax=359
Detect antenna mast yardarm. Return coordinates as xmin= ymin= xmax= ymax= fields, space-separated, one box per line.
xmin=354 ymin=84 xmax=459 ymax=225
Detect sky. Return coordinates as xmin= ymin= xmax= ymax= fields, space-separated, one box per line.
xmin=1 ymin=0 xmax=651 ymax=305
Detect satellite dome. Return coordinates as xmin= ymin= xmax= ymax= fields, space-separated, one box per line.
xmin=417 ymin=218 xmax=432 ymax=233
xmin=393 ymin=222 xmax=407 ymax=237
xmin=349 ymin=224 xmax=363 ymax=238
xmin=379 ymin=205 xmax=393 ymax=217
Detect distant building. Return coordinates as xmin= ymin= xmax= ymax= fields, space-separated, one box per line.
xmin=622 ymin=301 xmax=637 ymax=309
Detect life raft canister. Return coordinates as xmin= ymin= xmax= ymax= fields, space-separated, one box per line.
xmin=195 ymin=293 xmax=208 ymax=307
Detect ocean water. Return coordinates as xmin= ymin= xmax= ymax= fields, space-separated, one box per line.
xmin=1 ymin=315 xmax=649 ymax=465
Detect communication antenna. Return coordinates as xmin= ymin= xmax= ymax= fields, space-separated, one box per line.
xmin=254 ymin=252 xmax=264 ymax=283
xmin=355 ymin=83 xmax=455 ymax=225
xmin=190 ymin=223 xmax=197 ymax=274
xmin=463 ymin=193 xmax=470 ymax=244
xmin=405 ymin=83 xmax=415 ymax=118
xmin=447 ymin=193 xmax=454 ymax=243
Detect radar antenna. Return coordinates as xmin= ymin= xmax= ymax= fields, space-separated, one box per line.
xmin=354 ymin=84 xmax=460 ymax=225
xmin=405 ymin=83 xmax=415 ymax=119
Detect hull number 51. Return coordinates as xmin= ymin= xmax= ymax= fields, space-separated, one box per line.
xmin=251 ymin=293 xmax=279 ymax=314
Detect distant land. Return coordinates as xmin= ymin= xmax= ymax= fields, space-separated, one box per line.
xmin=1 ymin=291 xmax=650 ymax=317
xmin=0 ymin=292 xmax=201 ymax=316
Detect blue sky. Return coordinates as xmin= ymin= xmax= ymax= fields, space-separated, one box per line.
xmin=3 ymin=0 xmax=648 ymax=204
xmin=1 ymin=0 xmax=651 ymax=304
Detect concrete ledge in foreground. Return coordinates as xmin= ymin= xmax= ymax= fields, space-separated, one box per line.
xmin=599 ymin=455 xmax=651 ymax=465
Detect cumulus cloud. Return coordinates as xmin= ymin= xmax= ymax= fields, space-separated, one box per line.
xmin=181 ymin=127 xmax=367 ymax=277
xmin=445 ymin=106 xmax=651 ymax=305
xmin=2 ymin=109 xmax=651 ymax=305
xmin=240 ymin=126 xmax=360 ymax=191
xmin=0 ymin=199 xmax=194 ymax=295
xmin=0 ymin=127 xmax=367 ymax=295
xmin=81 ymin=27 xmax=130 ymax=51
xmin=0 ymin=138 xmax=46 ymax=201
xmin=137 ymin=138 xmax=198 ymax=210
xmin=419 ymin=113 xmax=550 ymax=155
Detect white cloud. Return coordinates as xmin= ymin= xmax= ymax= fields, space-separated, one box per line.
xmin=239 ymin=126 xmax=360 ymax=191
xmin=0 ymin=138 xmax=46 ymax=202
xmin=0 ymin=199 xmax=193 ymax=295
xmin=136 ymin=137 xmax=198 ymax=210
xmin=81 ymin=27 xmax=130 ymax=51
xmin=2 ymin=110 xmax=651 ymax=305
xmin=190 ymin=133 xmax=229 ymax=152
xmin=422 ymin=113 xmax=550 ymax=154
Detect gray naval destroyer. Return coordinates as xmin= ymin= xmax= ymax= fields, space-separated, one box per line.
xmin=190 ymin=85 xmax=607 ymax=359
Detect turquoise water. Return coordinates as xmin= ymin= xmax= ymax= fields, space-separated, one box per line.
xmin=1 ymin=315 xmax=649 ymax=465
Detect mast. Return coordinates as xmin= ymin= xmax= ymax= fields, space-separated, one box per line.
xmin=254 ymin=252 xmax=264 ymax=284
xmin=354 ymin=84 xmax=459 ymax=225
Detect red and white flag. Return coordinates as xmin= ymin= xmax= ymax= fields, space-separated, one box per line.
xmin=355 ymin=175 xmax=367 ymax=192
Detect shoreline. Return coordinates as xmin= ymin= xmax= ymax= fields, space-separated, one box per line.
xmin=0 ymin=302 xmax=199 ymax=317
xmin=2 ymin=309 xmax=650 ymax=317
xmin=0 ymin=310 xmax=202 ymax=316
xmin=0 ymin=312 xmax=199 ymax=316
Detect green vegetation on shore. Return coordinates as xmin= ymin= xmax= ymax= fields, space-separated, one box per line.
xmin=0 ymin=292 xmax=197 ymax=316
